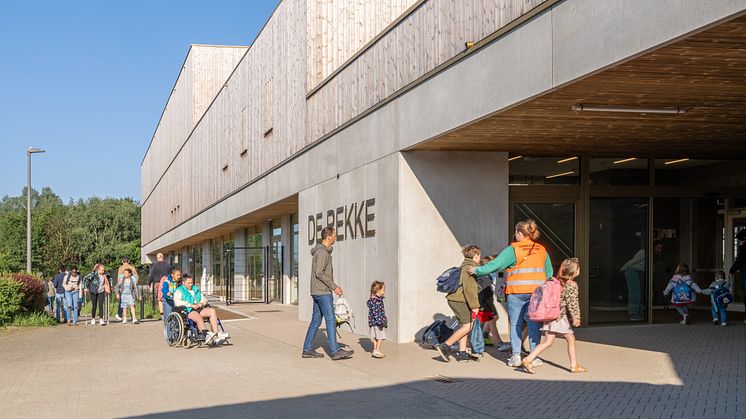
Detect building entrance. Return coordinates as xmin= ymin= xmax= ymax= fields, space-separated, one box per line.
xmin=225 ymin=245 xmax=284 ymax=305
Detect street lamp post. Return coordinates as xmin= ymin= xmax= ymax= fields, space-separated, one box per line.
xmin=26 ymin=147 xmax=45 ymax=273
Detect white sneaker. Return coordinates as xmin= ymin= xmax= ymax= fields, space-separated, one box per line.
xmin=532 ymin=358 xmax=544 ymax=367
xmin=204 ymin=331 xmax=216 ymax=345
xmin=218 ymin=331 xmax=230 ymax=339
xmin=122 ymin=318 xmax=127 ymax=324
xmin=91 ymin=319 xmax=96 ymax=325
xmin=133 ymin=318 xmax=139 ymax=324
xmin=721 ymin=322 xmax=727 ymax=327
xmin=507 ymin=354 xmax=522 ymax=367
xmin=115 ymin=315 xmax=122 ymax=321
xmin=100 ymin=319 xmax=106 ymax=326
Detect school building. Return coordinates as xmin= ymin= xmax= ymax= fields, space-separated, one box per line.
xmin=141 ymin=0 xmax=746 ymax=342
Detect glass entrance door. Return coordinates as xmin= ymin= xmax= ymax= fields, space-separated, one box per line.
xmin=511 ymin=202 xmax=576 ymax=273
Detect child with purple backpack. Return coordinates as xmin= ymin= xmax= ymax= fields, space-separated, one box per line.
xmin=522 ymin=258 xmax=586 ymax=374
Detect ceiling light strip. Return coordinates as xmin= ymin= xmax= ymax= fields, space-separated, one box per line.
xmin=508 ymin=155 xmax=523 ymax=162
xmin=545 ymin=170 xmax=575 ymax=179
xmin=572 ymin=104 xmax=689 ymax=114
xmin=557 ymin=157 xmax=578 ymax=163
xmin=664 ymin=158 xmax=690 ymax=165
xmin=613 ymin=157 xmax=637 ymax=165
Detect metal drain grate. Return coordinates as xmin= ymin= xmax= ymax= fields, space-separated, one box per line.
xmin=430 ymin=375 xmax=459 ymax=384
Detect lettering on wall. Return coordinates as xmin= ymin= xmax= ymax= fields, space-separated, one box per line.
xmin=307 ymin=198 xmax=376 ymax=245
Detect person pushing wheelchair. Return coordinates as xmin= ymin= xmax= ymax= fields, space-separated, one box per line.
xmin=173 ymin=274 xmax=229 ymax=345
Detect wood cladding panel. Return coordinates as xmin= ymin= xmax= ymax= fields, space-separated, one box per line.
xmin=141 ymin=46 xmax=246 ymax=201
xmin=307 ymin=0 xmax=418 ymax=90
xmin=415 ymin=16 xmax=746 ymax=158
xmin=306 ymin=0 xmax=548 ymax=143
xmin=142 ymin=0 xmax=306 ymax=246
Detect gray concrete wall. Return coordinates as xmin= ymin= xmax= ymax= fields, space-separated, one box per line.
xmin=397 ymin=151 xmax=509 ymax=342
xmin=299 ymin=153 xmax=400 ymax=340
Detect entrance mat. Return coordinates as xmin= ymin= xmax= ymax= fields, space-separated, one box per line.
xmin=214 ymin=307 xmax=250 ymax=320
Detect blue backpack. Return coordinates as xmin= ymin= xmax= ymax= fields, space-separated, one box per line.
xmin=422 ymin=320 xmax=455 ymax=347
xmin=436 ymin=267 xmax=461 ymax=294
xmin=671 ymin=280 xmax=694 ymax=305
xmin=469 ymin=317 xmax=485 ymax=356
xmin=712 ymin=284 xmax=734 ymax=308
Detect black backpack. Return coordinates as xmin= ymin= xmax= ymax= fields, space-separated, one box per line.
xmin=422 ymin=320 xmax=455 ymax=347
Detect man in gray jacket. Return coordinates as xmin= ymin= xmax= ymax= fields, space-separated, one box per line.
xmin=302 ymin=227 xmax=354 ymax=360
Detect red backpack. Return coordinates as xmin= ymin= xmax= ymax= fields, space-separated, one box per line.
xmin=527 ymin=277 xmax=562 ymax=322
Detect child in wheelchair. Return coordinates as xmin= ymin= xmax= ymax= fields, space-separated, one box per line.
xmin=173 ymin=274 xmax=230 ymax=345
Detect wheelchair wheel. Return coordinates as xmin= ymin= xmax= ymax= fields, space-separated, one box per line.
xmin=165 ymin=312 xmax=184 ymax=347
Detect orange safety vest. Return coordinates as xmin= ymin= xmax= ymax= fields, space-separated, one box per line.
xmin=505 ymin=240 xmax=548 ymax=295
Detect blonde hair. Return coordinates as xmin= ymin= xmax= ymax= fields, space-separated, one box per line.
xmin=557 ymin=258 xmax=580 ymax=283
xmin=462 ymin=245 xmax=481 ymax=259
xmin=515 ymin=219 xmax=540 ymax=241
xmin=675 ymin=263 xmax=690 ymax=276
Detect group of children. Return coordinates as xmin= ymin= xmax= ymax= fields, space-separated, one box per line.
xmin=663 ymin=263 xmax=735 ymax=326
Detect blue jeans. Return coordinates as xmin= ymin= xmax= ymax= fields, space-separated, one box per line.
xmin=64 ymin=291 xmax=79 ymax=324
xmin=507 ymin=293 xmax=541 ymax=356
xmin=625 ymin=269 xmax=643 ymax=318
xmin=710 ymin=295 xmax=727 ymax=323
xmin=162 ymin=299 xmax=174 ymax=322
xmin=675 ymin=306 xmax=689 ymax=317
xmin=302 ymin=294 xmax=339 ymax=354
xmin=55 ymin=293 xmax=67 ymax=322
xmin=47 ymin=296 xmax=55 ymax=312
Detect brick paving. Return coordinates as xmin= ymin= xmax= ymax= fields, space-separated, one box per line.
xmin=0 ymin=305 xmax=744 ymax=418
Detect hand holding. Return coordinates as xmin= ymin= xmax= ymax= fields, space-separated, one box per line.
xmin=467 ymin=267 xmax=476 ymax=275
xmin=334 ymin=287 xmax=343 ymax=296
xmin=572 ymin=318 xmax=581 ymax=328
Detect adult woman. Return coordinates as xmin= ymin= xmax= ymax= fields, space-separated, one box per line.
xmin=116 ymin=268 xmax=140 ymax=324
xmin=63 ymin=266 xmax=82 ymax=326
xmin=174 ymin=274 xmax=228 ymax=345
xmin=469 ymin=219 xmax=553 ymax=368
xmin=84 ymin=264 xmax=111 ymax=325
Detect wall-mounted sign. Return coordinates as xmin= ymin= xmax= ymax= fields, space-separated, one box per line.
xmin=308 ymin=198 xmax=376 ymax=245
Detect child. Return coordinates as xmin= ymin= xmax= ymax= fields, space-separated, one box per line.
xmin=116 ymin=268 xmax=140 ymax=324
xmin=663 ymin=263 xmax=702 ymax=325
xmin=522 ymin=258 xmax=586 ymax=374
xmin=367 ymin=281 xmax=388 ymax=359
xmin=477 ymin=256 xmax=511 ymax=352
xmin=701 ymin=270 xmax=733 ymax=326
xmin=435 ymin=245 xmax=481 ymax=363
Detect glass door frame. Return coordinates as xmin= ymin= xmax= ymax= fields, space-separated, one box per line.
xmin=509 ymin=187 xmax=588 ymax=323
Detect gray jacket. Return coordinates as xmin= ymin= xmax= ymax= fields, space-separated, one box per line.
xmin=310 ymin=244 xmax=339 ymax=295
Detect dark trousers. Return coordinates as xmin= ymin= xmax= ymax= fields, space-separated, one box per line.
xmin=90 ymin=292 xmax=105 ymax=319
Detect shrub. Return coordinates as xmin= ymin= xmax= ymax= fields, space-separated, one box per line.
xmin=9 ymin=311 xmax=57 ymax=327
xmin=9 ymin=273 xmax=46 ymax=312
xmin=0 ymin=279 xmax=23 ymax=325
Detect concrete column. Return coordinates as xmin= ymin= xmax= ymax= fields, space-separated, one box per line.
xmin=180 ymin=248 xmax=189 ymax=274
xmin=280 ymin=214 xmax=292 ymax=304
xmin=201 ymin=240 xmax=211 ymax=294
xmin=233 ymin=228 xmax=247 ymax=301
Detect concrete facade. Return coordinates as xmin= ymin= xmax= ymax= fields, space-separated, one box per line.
xmin=142 ymin=0 xmax=746 ymax=342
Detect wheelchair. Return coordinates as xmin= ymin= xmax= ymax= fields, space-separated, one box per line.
xmin=164 ymin=305 xmax=230 ymax=349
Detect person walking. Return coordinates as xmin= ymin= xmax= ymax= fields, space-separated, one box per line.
xmin=52 ymin=265 xmax=67 ymax=324
xmin=115 ymin=257 xmax=140 ymax=322
xmin=302 ymin=227 xmax=354 ymax=361
xmin=116 ymin=268 xmax=140 ymax=324
xmin=63 ymin=266 xmax=82 ymax=326
xmin=522 ymin=258 xmax=587 ymax=374
xmin=84 ymin=264 xmax=111 ymax=325
xmin=148 ymin=253 xmax=171 ymax=320
xmin=469 ymin=219 xmax=553 ymax=368
xmin=46 ymin=276 xmax=56 ymax=313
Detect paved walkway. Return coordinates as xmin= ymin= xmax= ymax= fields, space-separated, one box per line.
xmin=1 ymin=304 xmax=744 ymax=418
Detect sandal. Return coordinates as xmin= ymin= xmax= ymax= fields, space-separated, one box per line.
xmin=570 ymin=365 xmax=588 ymax=373
xmin=521 ymin=359 xmax=535 ymax=374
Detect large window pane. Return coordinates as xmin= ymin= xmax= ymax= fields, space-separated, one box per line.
xmin=512 ymin=203 xmax=575 ymax=273
xmin=589 ymin=197 xmax=648 ymax=324
xmin=509 ymin=156 xmax=579 ymax=186
xmin=590 ymin=157 xmax=649 ymax=186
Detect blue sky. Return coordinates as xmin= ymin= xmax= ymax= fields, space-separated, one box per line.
xmin=0 ymin=0 xmax=279 ymax=203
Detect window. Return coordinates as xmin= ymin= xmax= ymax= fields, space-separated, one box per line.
xmin=509 ymin=156 xmax=579 ymax=186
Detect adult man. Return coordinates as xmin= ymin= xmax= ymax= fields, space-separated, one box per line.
xmin=148 ymin=253 xmax=171 ymax=319
xmin=115 ymin=257 xmax=140 ymax=321
xmin=729 ymin=229 xmax=746 ymax=324
xmin=52 ymin=265 xmax=67 ymax=323
xmin=301 ymin=227 xmax=353 ymax=360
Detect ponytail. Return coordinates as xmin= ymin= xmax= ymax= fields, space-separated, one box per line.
xmin=557 ymin=258 xmax=580 ymax=283
xmin=515 ymin=219 xmax=541 ymax=241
